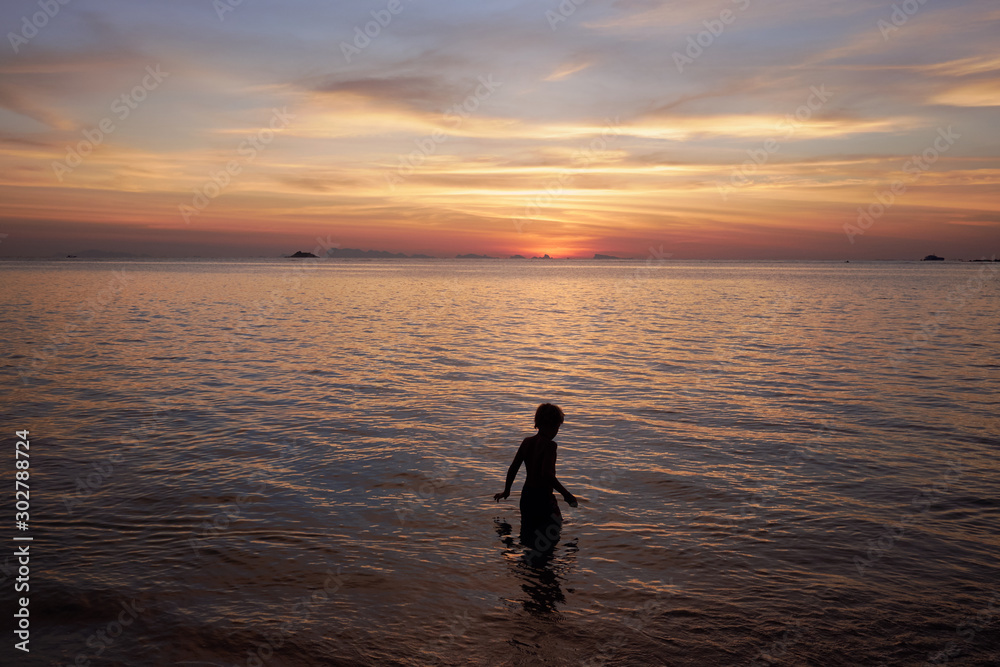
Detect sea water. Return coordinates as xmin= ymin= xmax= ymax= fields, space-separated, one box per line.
xmin=2 ymin=258 xmax=998 ymax=666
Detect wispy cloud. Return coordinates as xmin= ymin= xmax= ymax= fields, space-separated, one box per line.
xmin=0 ymin=0 xmax=996 ymax=258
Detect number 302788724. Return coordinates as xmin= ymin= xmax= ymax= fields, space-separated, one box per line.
xmin=15 ymin=430 xmax=30 ymax=526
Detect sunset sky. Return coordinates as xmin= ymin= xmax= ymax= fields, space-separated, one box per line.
xmin=0 ymin=0 xmax=997 ymax=259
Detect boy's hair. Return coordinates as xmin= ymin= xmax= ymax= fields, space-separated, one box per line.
xmin=534 ymin=403 xmax=565 ymax=429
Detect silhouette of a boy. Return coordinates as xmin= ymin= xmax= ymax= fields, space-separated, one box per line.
xmin=494 ymin=404 xmax=577 ymax=536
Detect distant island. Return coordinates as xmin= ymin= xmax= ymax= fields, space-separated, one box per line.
xmin=282 ymin=248 xmax=583 ymax=260
xmin=285 ymin=247 xmax=437 ymax=258
xmin=922 ymin=254 xmax=945 ymax=261
xmin=64 ymin=249 xmax=151 ymax=258
xmin=593 ymin=253 xmax=620 ymax=259
xmin=327 ymin=247 xmax=407 ymax=258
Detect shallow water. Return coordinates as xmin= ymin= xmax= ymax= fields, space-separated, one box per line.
xmin=2 ymin=258 xmax=999 ymax=666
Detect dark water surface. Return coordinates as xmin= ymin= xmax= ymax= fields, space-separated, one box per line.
xmin=2 ymin=259 xmax=998 ymax=666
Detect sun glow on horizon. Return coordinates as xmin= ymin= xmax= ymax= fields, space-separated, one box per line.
xmin=0 ymin=1 xmax=997 ymax=259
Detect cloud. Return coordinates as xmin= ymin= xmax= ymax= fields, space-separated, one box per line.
xmin=308 ymin=74 xmax=473 ymax=114
xmin=0 ymin=131 xmax=56 ymax=149
xmin=929 ymin=80 xmax=1000 ymax=107
xmin=0 ymin=0 xmax=997 ymax=258
xmin=627 ymin=113 xmax=922 ymax=141
xmin=918 ymin=54 xmax=1000 ymax=77
xmin=0 ymin=84 xmax=76 ymax=131
xmin=544 ymin=60 xmax=592 ymax=81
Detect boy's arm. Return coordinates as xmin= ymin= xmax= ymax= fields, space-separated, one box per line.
xmin=494 ymin=440 xmax=526 ymax=502
xmin=548 ymin=444 xmax=577 ymax=507
xmin=552 ymin=477 xmax=577 ymax=507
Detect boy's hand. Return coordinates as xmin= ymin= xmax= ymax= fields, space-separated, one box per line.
xmin=494 ymin=491 xmax=509 ymax=502
xmin=563 ymin=493 xmax=578 ymax=508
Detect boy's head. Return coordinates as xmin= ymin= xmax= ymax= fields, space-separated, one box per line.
xmin=534 ymin=403 xmax=565 ymax=430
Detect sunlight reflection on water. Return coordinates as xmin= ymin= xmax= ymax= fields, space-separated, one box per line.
xmin=2 ymin=258 xmax=999 ymax=666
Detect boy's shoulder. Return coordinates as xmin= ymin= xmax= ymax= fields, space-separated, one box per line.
xmin=521 ymin=434 xmax=556 ymax=448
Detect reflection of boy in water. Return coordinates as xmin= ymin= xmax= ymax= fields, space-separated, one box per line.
xmin=494 ymin=404 xmax=577 ymax=550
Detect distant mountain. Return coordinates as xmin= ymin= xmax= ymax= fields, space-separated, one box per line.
xmin=70 ymin=249 xmax=151 ymax=258
xmin=325 ymin=247 xmax=410 ymax=258
xmin=283 ymin=247 xmax=515 ymax=259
